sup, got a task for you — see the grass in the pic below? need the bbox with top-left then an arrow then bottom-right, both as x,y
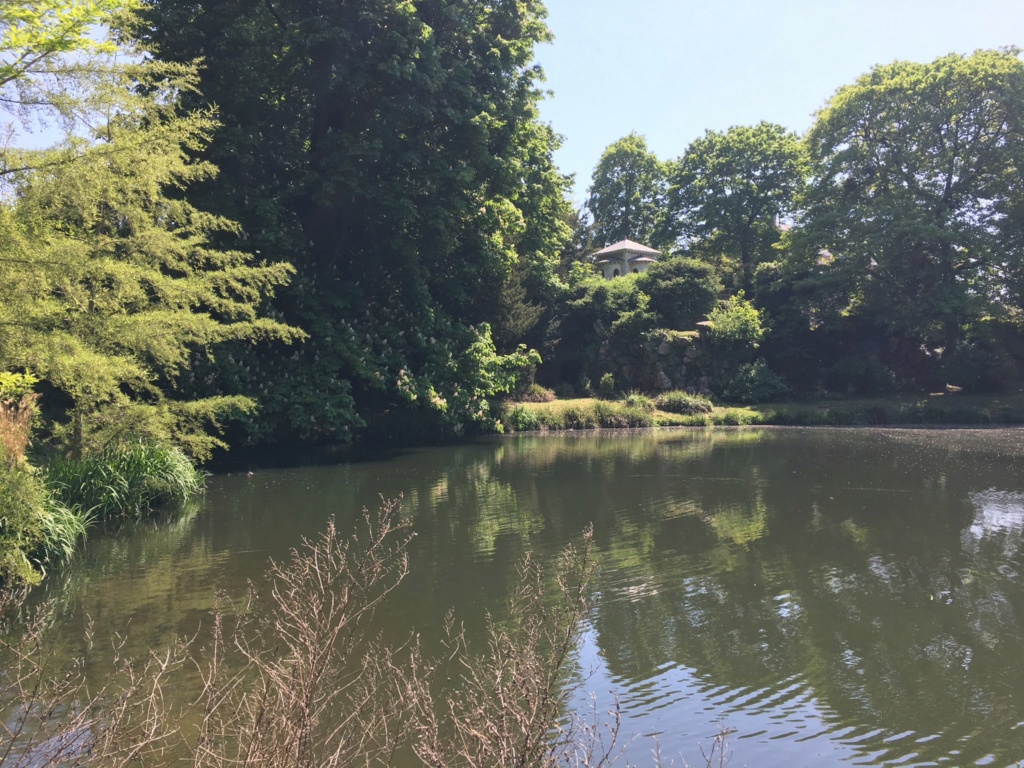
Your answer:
45,442 -> 204,523
501,390 -> 1024,433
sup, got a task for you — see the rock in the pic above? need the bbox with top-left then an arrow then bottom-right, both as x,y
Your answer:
656,370 -> 673,390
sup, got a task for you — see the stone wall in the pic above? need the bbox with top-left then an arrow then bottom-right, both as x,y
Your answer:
599,329 -> 708,392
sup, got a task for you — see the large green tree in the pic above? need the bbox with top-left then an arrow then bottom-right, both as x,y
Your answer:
0,3 -> 300,458
135,0 -> 568,443
667,122 -> 805,294
789,49 -> 1024,354
586,132 -> 669,248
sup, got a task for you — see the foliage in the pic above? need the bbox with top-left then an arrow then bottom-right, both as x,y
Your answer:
551,274 -> 648,385
0,372 -> 38,400
701,294 -> 766,372
828,358 -> 897,396
704,294 -> 765,347
655,390 -> 714,415
45,442 -> 204,522
0,0 -> 135,133
622,391 -> 656,412
136,0 -> 569,444
636,256 -> 722,330
505,405 -> 541,432
940,338 -> 1019,393
518,384 -> 557,403
0,12 -> 301,460
0,372 -> 85,586
598,373 -> 617,399
493,265 -> 545,352
791,49 -> 1024,355
586,133 -> 670,248
0,460 -> 48,585
719,359 -> 789,404
667,123 -> 805,293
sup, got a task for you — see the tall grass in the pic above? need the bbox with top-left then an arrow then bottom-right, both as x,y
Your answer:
46,442 -> 204,523
655,390 -> 714,415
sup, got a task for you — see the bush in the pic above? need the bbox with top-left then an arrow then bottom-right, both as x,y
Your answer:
828,357 -> 896,396
717,408 -> 760,426
941,342 -> 1018,393
636,257 -> 721,330
46,442 -> 204,522
517,384 -> 556,403
720,359 -> 789,403
655,390 -> 714,415
553,383 -> 576,400
622,391 -> 656,412
597,373 -> 616,399
505,406 -> 540,432
0,460 -> 47,585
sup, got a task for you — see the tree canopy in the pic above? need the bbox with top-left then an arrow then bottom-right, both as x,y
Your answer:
667,122 -> 805,293
586,133 -> 669,248
791,49 -> 1024,353
137,0 -> 567,442
0,1 -> 300,458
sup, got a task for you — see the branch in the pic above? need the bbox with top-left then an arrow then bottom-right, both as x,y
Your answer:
262,0 -> 288,32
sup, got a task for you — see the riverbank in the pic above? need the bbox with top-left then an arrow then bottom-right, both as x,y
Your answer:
500,391 -> 1024,431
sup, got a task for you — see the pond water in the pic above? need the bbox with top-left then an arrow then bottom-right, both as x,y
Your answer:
16,427 -> 1024,766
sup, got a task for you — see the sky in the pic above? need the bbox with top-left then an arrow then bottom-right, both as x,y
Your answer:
535,0 -> 1024,201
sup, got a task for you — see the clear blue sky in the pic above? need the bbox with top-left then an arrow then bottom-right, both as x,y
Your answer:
535,0 -> 1024,201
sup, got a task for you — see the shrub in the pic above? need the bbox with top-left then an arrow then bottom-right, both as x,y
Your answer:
828,357 -> 896,396
0,460 -> 47,585
718,408 -> 760,426
518,383 -> 556,403
655,390 -> 714,415
505,406 -> 540,432
46,442 -> 204,522
621,406 -> 655,427
561,405 -> 597,430
597,372 -> 616,399
720,359 -> 789,403
622,391 -> 656,412
941,342 -> 1018,393
553,383 -> 576,400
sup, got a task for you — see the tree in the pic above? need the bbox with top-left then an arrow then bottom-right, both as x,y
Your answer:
136,0 -> 568,442
635,256 -> 721,330
790,49 -> 1024,354
586,132 -> 669,248
0,15 -> 300,459
1,0 -> 142,177
667,122 -> 805,294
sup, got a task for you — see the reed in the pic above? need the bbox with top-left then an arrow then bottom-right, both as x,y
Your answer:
46,442 -> 204,522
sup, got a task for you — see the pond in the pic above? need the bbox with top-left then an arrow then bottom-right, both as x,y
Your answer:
15,427 -> 1024,766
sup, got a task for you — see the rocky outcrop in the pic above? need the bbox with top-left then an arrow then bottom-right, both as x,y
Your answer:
599,329 -> 706,391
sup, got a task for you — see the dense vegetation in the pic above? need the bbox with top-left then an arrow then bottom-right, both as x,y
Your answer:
3,1 -> 1024,584
557,48 -> 1024,402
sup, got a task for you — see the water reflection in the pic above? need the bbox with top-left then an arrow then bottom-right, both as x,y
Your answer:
7,427 -> 1024,767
